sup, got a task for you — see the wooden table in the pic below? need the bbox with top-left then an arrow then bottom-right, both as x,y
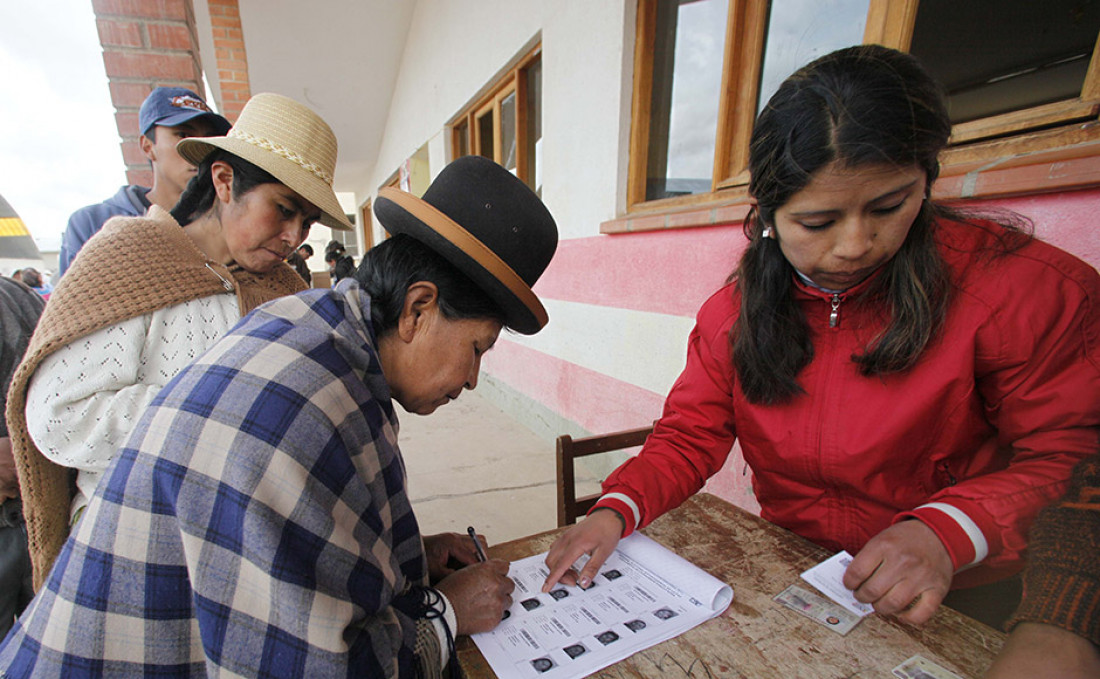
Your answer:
457,492 -> 1005,678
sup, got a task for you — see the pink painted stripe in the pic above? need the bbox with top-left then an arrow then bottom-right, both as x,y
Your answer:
533,224 -> 751,318
485,338 -> 762,514
980,189 -> 1100,268
531,191 -> 1100,320
484,337 -> 665,435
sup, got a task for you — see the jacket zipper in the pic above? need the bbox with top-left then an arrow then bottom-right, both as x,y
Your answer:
937,461 -> 958,486
829,293 -> 841,328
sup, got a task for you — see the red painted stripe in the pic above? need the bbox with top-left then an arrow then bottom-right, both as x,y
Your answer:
484,338 -> 665,434
533,224 -> 750,318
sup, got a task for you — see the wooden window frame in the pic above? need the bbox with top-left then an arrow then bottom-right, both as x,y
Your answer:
613,0 -> 1100,232
450,46 -> 540,188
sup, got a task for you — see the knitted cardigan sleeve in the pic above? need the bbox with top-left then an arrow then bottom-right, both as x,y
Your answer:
1007,453 -> 1100,645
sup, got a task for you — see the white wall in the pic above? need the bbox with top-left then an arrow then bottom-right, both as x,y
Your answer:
540,1 -> 634,239
363,0 -> 631,241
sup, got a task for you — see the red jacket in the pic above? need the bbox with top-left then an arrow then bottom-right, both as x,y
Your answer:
597,219 -> 1100,588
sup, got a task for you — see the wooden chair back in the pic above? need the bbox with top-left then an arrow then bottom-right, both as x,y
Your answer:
556,424 -> 654,527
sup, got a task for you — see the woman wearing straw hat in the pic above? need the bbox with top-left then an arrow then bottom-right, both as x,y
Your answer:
10,92 -> 353,592
0,155 -> 558,678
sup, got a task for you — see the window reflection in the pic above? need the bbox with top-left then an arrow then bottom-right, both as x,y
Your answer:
502,91 -> 517,172
756,0 -> 869,115
525,60 -> 542,195
645,0 -> 728,201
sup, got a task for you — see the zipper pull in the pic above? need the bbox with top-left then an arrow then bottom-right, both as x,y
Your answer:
829,294 -> 841,328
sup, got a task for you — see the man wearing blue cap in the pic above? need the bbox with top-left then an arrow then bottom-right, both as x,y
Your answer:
56,87 -> 230,278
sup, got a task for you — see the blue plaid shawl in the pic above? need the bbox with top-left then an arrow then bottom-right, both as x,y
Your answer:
0,280 -> 443,678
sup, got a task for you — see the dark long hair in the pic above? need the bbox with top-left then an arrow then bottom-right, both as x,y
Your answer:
733,45 -> 1021,404
170,149 -> 280,226
355,234 -> 506,336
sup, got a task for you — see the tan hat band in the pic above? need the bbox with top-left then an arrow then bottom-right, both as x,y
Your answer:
229,129 -> 334,185
379,187 -> 546,326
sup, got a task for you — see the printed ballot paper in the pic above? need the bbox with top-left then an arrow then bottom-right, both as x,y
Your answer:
471,534 -> 733,679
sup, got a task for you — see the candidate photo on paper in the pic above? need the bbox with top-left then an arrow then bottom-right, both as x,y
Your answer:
521,598 -> 542,611
531,657 -> 556,673
563,643 -> 588,659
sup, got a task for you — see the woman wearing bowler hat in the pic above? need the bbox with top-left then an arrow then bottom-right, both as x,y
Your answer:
0,155 -> 558,678
10,93 -> 356,593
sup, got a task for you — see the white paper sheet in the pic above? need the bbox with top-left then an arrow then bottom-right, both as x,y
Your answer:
799,550 -> 874,617
471,534 -> 733,679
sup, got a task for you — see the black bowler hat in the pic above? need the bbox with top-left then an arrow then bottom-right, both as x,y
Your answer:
374,156 -> 559,334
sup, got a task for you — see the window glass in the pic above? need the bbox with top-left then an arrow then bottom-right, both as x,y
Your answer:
477,110 -> 495,161
756,0 -> 870,114
645,0 -> 728,201
525,60 -> 542,194
910,0 -> 1099,123
501,91 -> 517,172
455,120 -> 469,158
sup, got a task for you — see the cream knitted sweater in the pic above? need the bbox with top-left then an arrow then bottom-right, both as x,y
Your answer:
9,206 -> 307,588
26,294 -> 240,517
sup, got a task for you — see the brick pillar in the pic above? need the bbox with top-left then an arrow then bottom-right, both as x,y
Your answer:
94,0 -> 207,187
208,0 -> 251,121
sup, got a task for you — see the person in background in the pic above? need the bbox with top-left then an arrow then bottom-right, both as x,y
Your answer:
13,270 -> 49,300
56,87 -> 231,278
0,155 -> 558,678
287,242 -> 314,284
983,452 -> 1100,678
326,239 -> 356,283
542,45 -> 1099,631
0,278 -> 45,639
8,93 -> 351,591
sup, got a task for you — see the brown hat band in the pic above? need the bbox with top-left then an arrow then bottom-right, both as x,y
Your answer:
378,187 -> 547,328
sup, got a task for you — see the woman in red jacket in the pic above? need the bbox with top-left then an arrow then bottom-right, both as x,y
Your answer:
543,45 -> 1100,629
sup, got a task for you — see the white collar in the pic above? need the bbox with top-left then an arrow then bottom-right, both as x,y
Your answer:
793,268 -> 847,295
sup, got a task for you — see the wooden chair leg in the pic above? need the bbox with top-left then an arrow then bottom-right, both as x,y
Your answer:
556,435 -> 576,527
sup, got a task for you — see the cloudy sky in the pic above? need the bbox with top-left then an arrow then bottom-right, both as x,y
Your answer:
0,0 -> 124,253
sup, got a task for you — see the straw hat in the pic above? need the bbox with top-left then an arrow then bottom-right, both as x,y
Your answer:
177,93 -> 353,231
374,156 -> 558,334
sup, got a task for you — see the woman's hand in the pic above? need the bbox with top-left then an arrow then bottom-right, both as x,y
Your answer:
435,560 -> 515,635
984,622 -> 1100,679
541,509 -> 625,592
842,520 -> 953,625
424,532 -> 486,583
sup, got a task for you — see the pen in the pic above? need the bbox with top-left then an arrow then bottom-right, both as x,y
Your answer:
467,526 -> 488,562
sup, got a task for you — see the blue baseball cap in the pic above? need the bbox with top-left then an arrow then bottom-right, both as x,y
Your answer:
138,87 -> 231,137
